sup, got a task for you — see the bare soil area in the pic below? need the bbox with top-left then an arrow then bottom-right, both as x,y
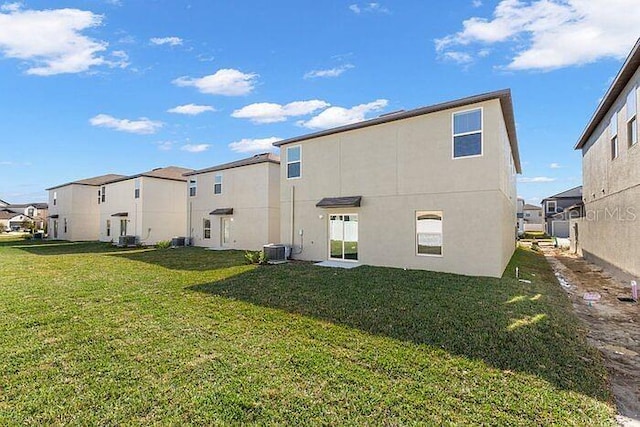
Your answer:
542,246 -> 640,426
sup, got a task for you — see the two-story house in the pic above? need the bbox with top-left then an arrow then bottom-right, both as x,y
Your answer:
573,38 -> 640,277
273,89 -> 521,278
184,153 -> 280,250
541,186 -> 582,237
5,203 -> 49,230
46,174 -> 125,240
98,166 -> 193,245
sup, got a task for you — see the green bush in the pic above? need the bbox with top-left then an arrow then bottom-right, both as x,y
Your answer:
155,240 -> 171,249
244,250 -> 269,265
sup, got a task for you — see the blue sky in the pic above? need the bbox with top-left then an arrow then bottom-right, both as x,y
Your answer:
1,1 -> 639,204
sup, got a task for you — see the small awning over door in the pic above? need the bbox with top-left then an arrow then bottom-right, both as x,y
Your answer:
111,212 -> 128,217
210,208 -> 233,215
48,214 -> 59,218
316,196 -> 362,208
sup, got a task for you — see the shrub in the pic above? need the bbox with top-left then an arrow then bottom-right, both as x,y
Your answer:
155,240 -> 171,249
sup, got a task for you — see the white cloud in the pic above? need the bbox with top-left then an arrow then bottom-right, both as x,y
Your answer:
549,162 -> 561,169
518,176 -> 557,183
442,51 -> 473,64
173,68 -> 258,96
167,104 -> 216,115
156,141 -> 174,151
349,3 -> 389,14
89,114 -> 162,134
304,64 -> 354,79
435,0 -> 640,70
150,36 -> 183,46
299,99 -> 388,130
0,6 -> 124,76
472,0 -> 482,7
228,137 -> 282,153
180,144 -> 210,153
232,100 -> 330,124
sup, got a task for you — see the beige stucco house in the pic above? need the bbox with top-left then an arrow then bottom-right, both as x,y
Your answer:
273,89 -> 521,277
98,166 -> 192,245
573,38 -> 640,277
184,153 -> 280,250
46,174 -> 125,240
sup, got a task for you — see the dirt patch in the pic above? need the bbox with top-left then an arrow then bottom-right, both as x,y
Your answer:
542,247 -> 640,426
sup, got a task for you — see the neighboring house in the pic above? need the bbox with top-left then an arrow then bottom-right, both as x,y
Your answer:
0,198 -> 8,207
573,38 -> 640,277
516,198 -> 525,233
273,89 -> 521,278
46,174 -> 125,240
5,203 -> 49,230
523,203 -> 544,232
541,186 -> 583,237
98,166 -> 193,245
0,209 -> 32,232
184,153 -> 280,250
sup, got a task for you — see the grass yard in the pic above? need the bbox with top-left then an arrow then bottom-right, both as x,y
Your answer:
0,238 -> 615,425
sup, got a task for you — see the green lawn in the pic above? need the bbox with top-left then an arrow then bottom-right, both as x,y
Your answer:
0,238 -> 615,425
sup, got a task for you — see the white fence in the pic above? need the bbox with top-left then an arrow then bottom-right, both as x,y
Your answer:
523,223 -> 544,232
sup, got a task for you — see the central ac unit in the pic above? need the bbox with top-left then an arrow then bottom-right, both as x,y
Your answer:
263,244 -> 290,264
171,236 -> 186,247
118,235 -> 137,247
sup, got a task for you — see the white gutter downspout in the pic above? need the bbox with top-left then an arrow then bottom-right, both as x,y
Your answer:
290,185 -> 295,247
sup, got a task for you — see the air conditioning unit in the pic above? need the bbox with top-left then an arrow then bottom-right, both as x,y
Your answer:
118,235 -> 137,247
263,244 -> 291,264
171,236 -> 186,248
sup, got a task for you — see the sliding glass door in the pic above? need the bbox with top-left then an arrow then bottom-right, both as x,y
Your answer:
329,214 -> 358,261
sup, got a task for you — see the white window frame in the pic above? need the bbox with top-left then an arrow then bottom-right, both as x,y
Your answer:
63,218 -> 68,233
415,211 -> 443,257
53,191 -> 57,206
214,173 -> 222,195
452,107 -> 483,160
546,200 -> 557,214
189,178 -> 197,197
134,179 -> 140,199
106,219 -> 111,237
627,87 -> 637,147
203,218 -> 211,239
611,111 -> 619,160
286,145 -> 302,179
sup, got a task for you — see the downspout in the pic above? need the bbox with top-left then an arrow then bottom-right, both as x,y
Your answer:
188,201 -> 192,244
290,185 -> 295,247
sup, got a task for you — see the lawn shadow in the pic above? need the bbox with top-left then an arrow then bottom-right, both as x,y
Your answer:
187,252 -> 611,403
8,240 -> 139,255
108,247 -> 247,271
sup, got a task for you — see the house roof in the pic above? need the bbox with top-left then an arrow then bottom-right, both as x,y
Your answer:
108,166 -> 194,184
273,89 -> 521,173
523,204 -> 542,210
542,185 -> 583,202
46,174 -> 126,190
575,38 -> 640,149
185,153 -> 280,176
0,210 -> 31,220
7,202 -> 48,209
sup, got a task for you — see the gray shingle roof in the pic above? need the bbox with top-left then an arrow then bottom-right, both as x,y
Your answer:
542,185 -> 583,201
185,153 -> 280,176
108,166 -> 194,183
46,174 -> 126,190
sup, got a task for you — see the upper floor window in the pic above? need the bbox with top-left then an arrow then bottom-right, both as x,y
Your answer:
53,191 -> 57,206
627,87 -> 637,147
214,174 -> 222,194
453,108 -> 482,158
189,179 -> 197,197
97,189 -> 101,204
610,111 -> 619,160
546,200 -> 557,214
27,208 -> 34,217
134,179 -> 140,199
287,145 -> 301,179
101,186 -> 106,203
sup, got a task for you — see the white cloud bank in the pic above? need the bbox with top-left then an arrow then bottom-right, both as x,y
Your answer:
518,176 -> 556,183
167,104 -> 215,115
228,137 -> 282,153
349,3 -> 390,14
304,64 -> 354,79
232,100 -> 329,124
299,99 -> 388,130
0,5 -> 126,75
150,36 -> 183,46
89,114 -> 162,134
173,68 -> 258,96
435,0 -> 640,70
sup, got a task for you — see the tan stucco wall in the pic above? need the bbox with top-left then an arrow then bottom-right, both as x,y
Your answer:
187,162 -> 280,250
48,185 -> 101,241
99,177 -> 187,245
279,98 -> 518,277
580,66 -> 640,277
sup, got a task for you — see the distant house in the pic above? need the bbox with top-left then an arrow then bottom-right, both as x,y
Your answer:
184,153 -> 280,250
523,204 -> 543,232
5,203 -> 48,230
46,174 -> 125,240
573,37 -> 640,277
273,89 -> 521,278
98,166 -> 193,245
0,209 -> 30,232
541,186 -> 582,237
